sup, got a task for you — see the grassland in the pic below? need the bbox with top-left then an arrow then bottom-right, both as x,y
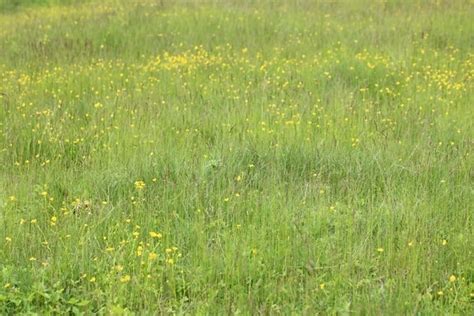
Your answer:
0,0 -> 473,314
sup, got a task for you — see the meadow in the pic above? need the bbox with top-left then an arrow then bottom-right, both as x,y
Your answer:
0,0 -> 473,314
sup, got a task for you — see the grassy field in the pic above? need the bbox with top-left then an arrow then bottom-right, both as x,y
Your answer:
0,0 -> 473,314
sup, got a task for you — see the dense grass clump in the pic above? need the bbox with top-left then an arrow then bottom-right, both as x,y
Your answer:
0,0 -> 473,314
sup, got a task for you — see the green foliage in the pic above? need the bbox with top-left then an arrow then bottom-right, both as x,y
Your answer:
0,0 -> 84,12
0,0 -> 473,314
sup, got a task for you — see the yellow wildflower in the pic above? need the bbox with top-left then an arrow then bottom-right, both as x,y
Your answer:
149,231 -> 162,238
136,246 -> 143,257
148,252 -> 158,261
134,180 -> 145,190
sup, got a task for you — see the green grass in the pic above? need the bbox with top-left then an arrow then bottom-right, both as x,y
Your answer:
0,0 -> 84,12
1,0 -> 473,314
